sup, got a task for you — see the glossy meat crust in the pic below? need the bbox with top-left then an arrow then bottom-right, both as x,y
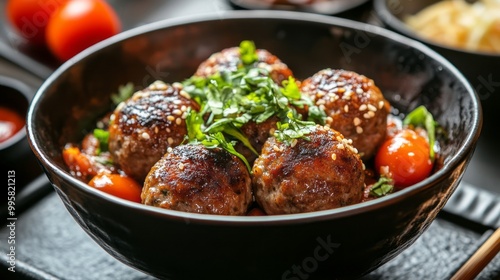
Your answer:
252,125 -> 365,215
108,81 -> 199,182
142,144 -> 252,215
195,47 -> 293,85
301,69 -> 390,160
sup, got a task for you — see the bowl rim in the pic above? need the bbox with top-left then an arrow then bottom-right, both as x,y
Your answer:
373,0 -> 500,57
0,75 -> 31,151
27,10 -> 482,225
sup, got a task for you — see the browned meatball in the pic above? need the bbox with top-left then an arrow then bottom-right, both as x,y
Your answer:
108,81 -> 199,182
195,47 -> 293,85
142,144 -> 252,215
235,116 -> 279,165
301,69 -> 390,160
252,125 -> 365,215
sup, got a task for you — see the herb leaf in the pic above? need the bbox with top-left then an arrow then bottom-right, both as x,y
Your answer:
93,128 -> 110,154
111,82 -> 135,105
370,176 -> 394,197
403,105 -> 437,161
239,40 -> 258,65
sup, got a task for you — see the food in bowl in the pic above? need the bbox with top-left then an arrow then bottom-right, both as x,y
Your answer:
61,40 -> 440,215
403,0 -> 500,53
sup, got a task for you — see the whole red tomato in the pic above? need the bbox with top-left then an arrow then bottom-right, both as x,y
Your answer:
6,0 -> 66,45
375,128 -> 434,189
46,0 -> 121,61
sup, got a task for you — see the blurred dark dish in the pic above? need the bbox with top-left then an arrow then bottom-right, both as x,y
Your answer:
27,10 -> 481,280
0,75 -> 31,163
373,0 -> 500,133
230,0 -> 369,14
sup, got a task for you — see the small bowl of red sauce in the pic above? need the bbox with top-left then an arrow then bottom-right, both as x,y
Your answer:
0,76 -> 31,162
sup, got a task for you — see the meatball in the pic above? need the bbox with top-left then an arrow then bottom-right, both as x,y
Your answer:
301,69 -> 390,160
235,116 -> 279,165
252,125 -> 365,215
142,144 -> 252,215
108,81 -> 199,182
195,46 -> 293,85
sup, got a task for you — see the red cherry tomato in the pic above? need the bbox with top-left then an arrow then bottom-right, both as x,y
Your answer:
88,173 -> 142,203
46,0 -> 121,61
375,128 -> 434,189
6,0 -> 66,45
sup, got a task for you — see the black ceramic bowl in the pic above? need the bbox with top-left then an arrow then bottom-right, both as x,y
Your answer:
27,10 -> 481,280
373,0 -> 500,133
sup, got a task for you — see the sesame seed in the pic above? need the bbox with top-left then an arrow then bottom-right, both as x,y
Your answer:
338,88 -> 345,93
344,105 -> 349,112
166,128 -> 171,133
362,163 -> 366,170
367,104 -> 377,112
337,143 -> 345,149
167,115 -> 175,121
172,82 -> 184,90
356,126 -> 363,134
367,111 -> 375,118
141,132 -> 150,140
173,100 -> 182,105
356,88 -> 363,94
317,99 -> 326,105
363,112 -> 371,119
175,118 -> 182,125
359,104 -> 367,111
154,127 -> 159,134
167,147 -> 173,153
378,100 -> 385,109
331,153 -> 337,160
173,109 -> 182,116
178,163 -> 185,171
180,90 -> 191,99
167,137 -> 174,145
353,117 -> 361,126
181,105 -> 187,111
326,116 -> 334,124
291,139 -> 298,148
273,145 -> 281,152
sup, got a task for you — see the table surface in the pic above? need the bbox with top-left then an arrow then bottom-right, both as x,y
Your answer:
1,0 -> 500,279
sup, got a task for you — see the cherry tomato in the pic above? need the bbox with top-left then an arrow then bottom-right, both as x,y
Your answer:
88,173 -> 142,203
375,128 -> 434,189
6,0 -> 66,45
62,145 -> 95,180
0,107 -> 25,143
46,0 -> 121,61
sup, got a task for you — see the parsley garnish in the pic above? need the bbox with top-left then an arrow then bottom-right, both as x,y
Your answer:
403,105 -> 438,161
111,82 -> 135,105
239,40 -> 258,65
370,176 -> 394,197
93,128 -> 109,154
182,41 -> 328,171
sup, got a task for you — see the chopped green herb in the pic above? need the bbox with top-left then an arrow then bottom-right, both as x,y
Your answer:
181,40 -> 328,170
93,128 -> 110,154
111,82 -> 135,105
239,40 -> 258,65
370,176 -> 394,197
403,105 -> 437,161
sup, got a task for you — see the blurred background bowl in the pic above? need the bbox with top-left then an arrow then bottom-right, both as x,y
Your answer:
27,10 -> 481,280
